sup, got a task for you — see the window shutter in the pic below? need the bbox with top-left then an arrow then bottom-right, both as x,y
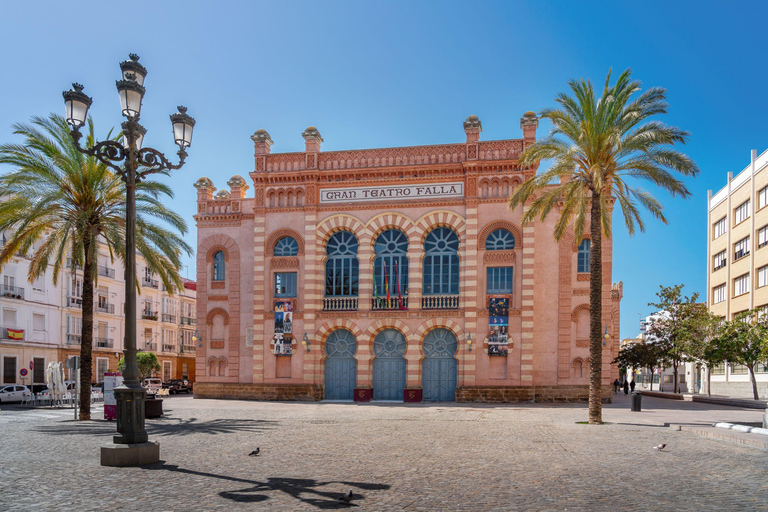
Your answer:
33,314 -> 45,331
3,309 -> 17,327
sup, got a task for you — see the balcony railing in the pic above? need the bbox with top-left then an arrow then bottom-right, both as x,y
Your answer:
162,314 -> 176,323
65,258 -> 82,270
323,297 -> 358,311
180,345 -> 196,354
94,337 -> 114,349
180,316 -> 195,325
0,284 -> 24,300
67,296 -> 83,308
142,312 -> 158,321
162,344 -> 176,353
371,296 -> 408,310
143,343 -> 157,352
142,276 -> 159,288
98,265 -> 115,279
421,294 -> 460,310
95,302 -> 115,314
66,334 -> 81,345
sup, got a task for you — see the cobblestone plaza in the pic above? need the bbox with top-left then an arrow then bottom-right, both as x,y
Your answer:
1,395 -> 766,511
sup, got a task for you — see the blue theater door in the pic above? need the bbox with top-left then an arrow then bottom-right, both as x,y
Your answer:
373,329 -> 406,400
422,328 -> 457,401
324,329 -> 357,400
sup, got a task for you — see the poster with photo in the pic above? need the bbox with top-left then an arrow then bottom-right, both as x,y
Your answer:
274,299 -> 294,356
488,297 -> 509,356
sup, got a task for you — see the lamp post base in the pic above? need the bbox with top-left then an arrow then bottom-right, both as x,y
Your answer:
100,441 -> 160,467
113,385 -> 148,444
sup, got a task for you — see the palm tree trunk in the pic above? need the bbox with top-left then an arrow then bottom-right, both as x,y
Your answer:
588,193 -> 603,424
79,236 -> 94,420
748,365 -> 759,400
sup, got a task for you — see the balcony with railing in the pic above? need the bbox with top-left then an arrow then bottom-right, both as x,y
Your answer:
323,297 -> 358,311
97,265 -> 116,279
65,258 -> 82,270
162,343 -> 176,353
94,337 -> 114,349
371,296 -> 408,311
180,345 -> 196,354
0,284 -> 25,300
142,310 -> 158,321
95,301 -> 115,314
421,294 -> 460,310
142,276 -> 159,288
143,342 -> 157,352
179,316 -> 195,326
66,334 -> 81,345
161,313 -> 176,323
67,296 -> 83,308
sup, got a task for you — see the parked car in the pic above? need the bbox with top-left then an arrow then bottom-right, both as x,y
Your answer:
163,379 -> 193,394
142,378 -> 162,394
0,385 -> 32,403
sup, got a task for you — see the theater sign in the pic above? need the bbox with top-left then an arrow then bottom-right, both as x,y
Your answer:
320,182 -> 464,204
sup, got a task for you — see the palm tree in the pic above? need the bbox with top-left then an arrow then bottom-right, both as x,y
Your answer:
509,69 -> 699,424
0,114 -> 191,420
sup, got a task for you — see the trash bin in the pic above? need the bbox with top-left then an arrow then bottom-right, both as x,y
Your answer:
145,395 -> 163,418
631,392 -> 642,412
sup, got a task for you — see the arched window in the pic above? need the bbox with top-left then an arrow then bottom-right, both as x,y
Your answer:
212,251 -> 225,281
577,239 -> 590,273
325,231 -> 359,297
274,236 -> 299,256
423,227 -> 459,295
374,230 -> 408,308
485,229 -> 515,250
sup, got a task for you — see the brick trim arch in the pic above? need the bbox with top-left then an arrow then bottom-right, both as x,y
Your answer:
414,318 -> 466,342
366,212 -> 417,247
316,214 -> 368,246
206,307 -> 230,325
315,319 -> 364,344
414,210 -> 466,244
477,220 -> 523,250
206,246 -> 229,262
571,304 -> 590,322
265,228 -> 305,256
573,234 -> 591,252
364,319 -> 414,348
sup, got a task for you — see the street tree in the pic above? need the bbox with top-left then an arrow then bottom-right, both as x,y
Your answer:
118,352 -> 161,381
713,309 -> 768,400
0,114 -> 191,420
678,307 -> 723,396
613,342 -> 664,391
510,69 -> 699,423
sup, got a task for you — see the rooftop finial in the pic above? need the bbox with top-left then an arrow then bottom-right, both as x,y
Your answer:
129,53 -> 140,62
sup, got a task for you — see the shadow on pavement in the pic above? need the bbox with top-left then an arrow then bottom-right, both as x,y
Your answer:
145,463 -> 390,509
31,417 -> 278,437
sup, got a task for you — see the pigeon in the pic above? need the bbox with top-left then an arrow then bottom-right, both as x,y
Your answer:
339,490 -> 354,504
653,444 -> 667,451
248,448 -> 260,456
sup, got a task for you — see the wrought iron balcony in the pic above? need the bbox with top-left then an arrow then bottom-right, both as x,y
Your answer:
143,342 -> 157,351
67,296 -> 83,308
0,284 -> 24,300
421,294 -> 460,310
94,337 -> 114,348
97,265 -> 115,278
179,345 -> 196,354
95,301 -> 115,314
371,296 -> 408,310
179,316 -> 195,325
323,297 -> 358,311
66,334 -> 81,345
162,343 -> 175,353
141,276 -> 159,288
142,311 -> 158,321
161,313 -> 176,323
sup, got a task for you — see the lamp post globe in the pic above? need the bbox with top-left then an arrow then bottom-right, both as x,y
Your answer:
62,83 -> 92,128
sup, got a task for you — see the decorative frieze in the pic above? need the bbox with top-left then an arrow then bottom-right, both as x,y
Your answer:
271,257 -> 300,269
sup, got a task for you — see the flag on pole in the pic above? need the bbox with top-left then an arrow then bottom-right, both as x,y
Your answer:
373,264 -> 380,308
395,260 -> 406,310
7,328 -> 23,340
384,262 -> 390,308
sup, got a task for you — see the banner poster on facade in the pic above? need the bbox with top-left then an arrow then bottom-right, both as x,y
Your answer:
103,372 -> 123,421
487,297 -> 509,356
273,299 -> 294,356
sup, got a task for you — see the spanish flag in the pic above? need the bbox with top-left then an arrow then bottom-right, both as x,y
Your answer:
7,328 -> 24,340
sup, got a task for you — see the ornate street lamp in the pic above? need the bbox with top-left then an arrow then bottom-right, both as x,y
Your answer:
63,54 -> 194,465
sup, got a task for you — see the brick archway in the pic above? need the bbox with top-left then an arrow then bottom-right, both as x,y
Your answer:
477,220 -> 523,250
571,304 -> 590,322
265,228 -> 305,256
316,214 -> 368,246
414,210 -> 466,244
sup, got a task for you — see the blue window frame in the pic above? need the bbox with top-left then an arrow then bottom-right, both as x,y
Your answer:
274,236 -> 299,256
577,239 -> 590,273
423,227 -> 459,295
485,229 -> 515,250
275,272 -> 297,297
325,231 -> 359,297
374,229 -> 409,296
486,267 -> 513,294
212,251 -> 225,281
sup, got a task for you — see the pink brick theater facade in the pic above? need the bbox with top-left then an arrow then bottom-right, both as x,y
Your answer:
193,113 -> 622,402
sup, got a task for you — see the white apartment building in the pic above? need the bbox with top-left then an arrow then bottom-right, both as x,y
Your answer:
0,240 -> 197,388
706,148 -> 768,398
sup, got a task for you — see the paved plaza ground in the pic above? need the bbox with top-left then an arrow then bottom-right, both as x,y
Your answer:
1,393 -> 767,511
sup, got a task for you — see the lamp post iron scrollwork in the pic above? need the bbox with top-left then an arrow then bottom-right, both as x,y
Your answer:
63,54 -> 194,452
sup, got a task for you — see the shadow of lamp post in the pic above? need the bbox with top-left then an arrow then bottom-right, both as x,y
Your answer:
62,54 -> 195,466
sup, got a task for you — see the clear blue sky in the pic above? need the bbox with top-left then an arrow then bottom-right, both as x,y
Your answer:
1,1 -> 767,339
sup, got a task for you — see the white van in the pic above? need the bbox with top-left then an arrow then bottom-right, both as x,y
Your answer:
142,378 -> 162,394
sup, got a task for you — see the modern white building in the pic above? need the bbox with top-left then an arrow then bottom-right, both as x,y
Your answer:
0,239 -> 197,388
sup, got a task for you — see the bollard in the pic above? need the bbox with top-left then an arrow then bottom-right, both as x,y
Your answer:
631,392 -> 642,412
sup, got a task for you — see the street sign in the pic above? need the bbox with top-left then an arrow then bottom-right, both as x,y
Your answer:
29,360 -> 33,370
20,368 -> 28,377
66,356 -> 80,370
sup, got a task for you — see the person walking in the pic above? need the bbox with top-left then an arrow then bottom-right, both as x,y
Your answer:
613,379 -> 620,394
630,380 -> 636,392
623,380 -> 629,395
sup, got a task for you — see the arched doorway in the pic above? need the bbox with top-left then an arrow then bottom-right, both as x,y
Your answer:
422,328 -> 457,401
324,329 -> 357,400
372,329 -> 406,400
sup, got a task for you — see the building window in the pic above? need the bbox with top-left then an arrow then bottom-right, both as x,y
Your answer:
275,272 -> 297,297
713,250 -> 726,271
33,357 -> 45,384
577,239 -> 591,273
714,217 -> 726,239
274,236 -> 299,256
734,200 -> 750,225
758,226 -> 768,249
212,251 -> 225,281
374,229 -> 409,299
182,363 -> 189,379
32,313 -> 46,332
713,284 -> 726,304
710,363 -> 725,375
758,266 -> 768,288
325,231 -> 359,297
487,267 -> 513,294
3,356 -> 16,384
734,274 -> 750,296
733,236 -> 750,260
760,186 -> 768,209
96,358 -> 109,383
423,227 -> 460,295
730,363 -> 749,375
163,361 -> 172,382
485,229 -> 515,251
